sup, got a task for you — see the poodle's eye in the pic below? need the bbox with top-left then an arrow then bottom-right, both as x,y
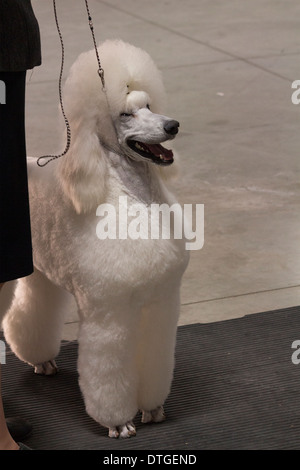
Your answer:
120,112 -> 132,117
147,104 -> 150,110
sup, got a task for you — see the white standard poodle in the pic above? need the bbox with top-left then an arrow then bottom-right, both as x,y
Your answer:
1,40 -> 190,438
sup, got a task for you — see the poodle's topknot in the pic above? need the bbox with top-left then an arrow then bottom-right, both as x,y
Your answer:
63,40 -> 166,124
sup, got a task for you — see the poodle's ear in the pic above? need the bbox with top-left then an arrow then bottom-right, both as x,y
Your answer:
57,122 -> 108,214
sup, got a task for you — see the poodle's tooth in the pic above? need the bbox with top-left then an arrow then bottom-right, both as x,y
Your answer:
135,142 -> 152,153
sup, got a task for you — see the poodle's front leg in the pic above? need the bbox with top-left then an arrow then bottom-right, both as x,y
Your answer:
77,304 -> 139,438
138,284 -> 181,423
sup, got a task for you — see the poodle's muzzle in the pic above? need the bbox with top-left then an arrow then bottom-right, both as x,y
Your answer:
117,108 -> 180,166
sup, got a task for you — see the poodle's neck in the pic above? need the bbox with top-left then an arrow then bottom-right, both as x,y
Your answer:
107,152 -> 163,205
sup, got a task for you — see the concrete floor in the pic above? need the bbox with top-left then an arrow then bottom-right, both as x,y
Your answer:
26,0 -> 300,339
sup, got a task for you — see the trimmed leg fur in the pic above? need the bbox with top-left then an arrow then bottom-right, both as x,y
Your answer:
2,269 -> 67,368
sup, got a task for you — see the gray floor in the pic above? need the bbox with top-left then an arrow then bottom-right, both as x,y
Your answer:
26,0 -> 300,339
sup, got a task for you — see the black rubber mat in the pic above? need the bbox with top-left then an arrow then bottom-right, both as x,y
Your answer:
2,305 -> 300,450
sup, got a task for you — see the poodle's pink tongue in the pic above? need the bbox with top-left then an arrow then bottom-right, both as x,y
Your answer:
146,143 -> 174,160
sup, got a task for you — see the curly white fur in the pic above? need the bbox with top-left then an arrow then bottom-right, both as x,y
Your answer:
1,40 -> 189,438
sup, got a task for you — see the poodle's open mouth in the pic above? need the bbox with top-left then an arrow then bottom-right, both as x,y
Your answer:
127,140 -> 174,166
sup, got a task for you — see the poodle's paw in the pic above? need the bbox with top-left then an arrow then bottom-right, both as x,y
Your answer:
141,406 -> 166,424
34,360 -> 58,376
108,421 -> 136,439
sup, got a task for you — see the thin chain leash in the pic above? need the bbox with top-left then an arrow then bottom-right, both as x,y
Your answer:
37,0 -> 106,167
84,0 -> 106,90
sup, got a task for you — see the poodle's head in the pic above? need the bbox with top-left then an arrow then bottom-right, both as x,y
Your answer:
58,40 -> 179,213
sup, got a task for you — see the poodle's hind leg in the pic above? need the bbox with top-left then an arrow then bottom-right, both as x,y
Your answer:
2,269 -> 68,374
137,284 -> 181,424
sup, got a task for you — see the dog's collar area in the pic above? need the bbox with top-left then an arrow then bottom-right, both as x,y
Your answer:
127,140 -> 174,166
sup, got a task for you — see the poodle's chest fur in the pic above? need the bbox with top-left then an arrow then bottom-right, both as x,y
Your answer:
28,158 -> 189,297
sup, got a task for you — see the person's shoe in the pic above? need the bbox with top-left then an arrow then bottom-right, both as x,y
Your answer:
18,442 -> 32,450
6,417 -> 32,441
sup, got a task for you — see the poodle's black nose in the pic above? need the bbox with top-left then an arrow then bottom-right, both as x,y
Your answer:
164,120 -> 180,135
